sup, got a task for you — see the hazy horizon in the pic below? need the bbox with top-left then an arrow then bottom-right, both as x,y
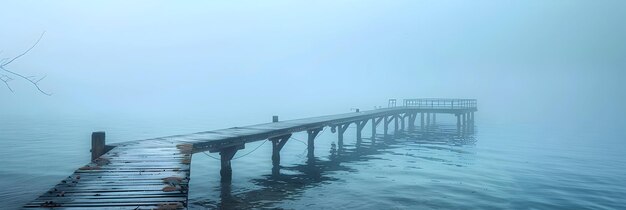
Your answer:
2,1 -> 625,134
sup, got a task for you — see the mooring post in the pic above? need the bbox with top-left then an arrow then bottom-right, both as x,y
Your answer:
270,134 -> 292,167
91,131 -> 106,161
219,145 -> 243,183
420,112 -> 425,130
307,129 -> 322,159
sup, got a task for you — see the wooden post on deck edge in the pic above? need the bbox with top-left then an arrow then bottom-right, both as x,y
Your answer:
91,131 -> 106,161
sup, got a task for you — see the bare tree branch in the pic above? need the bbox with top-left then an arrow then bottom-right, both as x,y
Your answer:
1,66 -> 51,95
0,31 -> 51,95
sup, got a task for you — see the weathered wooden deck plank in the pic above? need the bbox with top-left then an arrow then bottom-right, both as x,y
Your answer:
24,140 -> 191,209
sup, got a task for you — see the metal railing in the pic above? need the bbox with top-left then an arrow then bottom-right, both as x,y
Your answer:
402,98 -> 477,109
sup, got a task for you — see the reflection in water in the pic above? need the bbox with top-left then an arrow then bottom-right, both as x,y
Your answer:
196,125 -> 476,209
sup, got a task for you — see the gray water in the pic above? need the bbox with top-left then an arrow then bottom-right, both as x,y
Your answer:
1,113 -> 625,209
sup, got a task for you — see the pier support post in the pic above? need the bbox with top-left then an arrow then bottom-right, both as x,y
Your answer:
337,124 -> 349,150
270,134 -> 292,167
372,117 -> 382,139
393,115 -> 399,135
462,113 -> 467,134
220,144 -> 244,183
384,115 -> 392,137
408,113 -> 416,131
371,118 -> 377,139
467,113 -> 472,132
420,113 -> 425,130
307,128 -> 322,159
408,113 -> 415,131
426,113 -> 431,128
91,132 -> 106,161
433,113 -> 436,124
456,114 -> 461,134
470,112 -> 474,133
400,114 -> 406,131
356,120 -> 367,144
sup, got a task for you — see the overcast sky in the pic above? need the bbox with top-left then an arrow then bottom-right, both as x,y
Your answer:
1,1 -> 625,133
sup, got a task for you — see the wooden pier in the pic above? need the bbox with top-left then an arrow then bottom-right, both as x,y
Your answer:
24,98 -> 477,209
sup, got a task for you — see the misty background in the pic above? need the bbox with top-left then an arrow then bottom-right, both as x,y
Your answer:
2,1 -> 626,209
1,1 -> 625,138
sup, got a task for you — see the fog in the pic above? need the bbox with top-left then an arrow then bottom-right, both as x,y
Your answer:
2,1 -> 625,134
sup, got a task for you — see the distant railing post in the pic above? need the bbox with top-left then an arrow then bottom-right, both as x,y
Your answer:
91,131 -> 106,161
388,99 -> 397,108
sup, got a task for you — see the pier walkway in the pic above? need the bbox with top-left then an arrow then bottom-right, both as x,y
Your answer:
24,98 -> 476,209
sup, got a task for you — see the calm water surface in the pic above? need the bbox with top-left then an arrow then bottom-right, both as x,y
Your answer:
1,114 -> 625,209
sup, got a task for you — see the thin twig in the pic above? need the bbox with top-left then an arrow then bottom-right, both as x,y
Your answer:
1,74 -> 14,92
0,31 -> 51,95
1,31 -> 45,67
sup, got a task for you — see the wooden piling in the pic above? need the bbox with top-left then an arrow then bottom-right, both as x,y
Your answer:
470,112 -> 475,132
393,115 -> 399,134
337,124 -> 349,149
421,112 -> 425,130
307,129 -> 321,159
384,116 -> 390,137
456,114 -> 461,133
270,134 -> 292,167
371,117 -> 377,138
408,113 -> 416,131
220,147 -> 238,183
461,113 -> 467,133
356,120 -> 367,144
